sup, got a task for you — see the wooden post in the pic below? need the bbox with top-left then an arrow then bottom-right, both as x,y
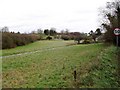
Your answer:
74,70 -> 77,81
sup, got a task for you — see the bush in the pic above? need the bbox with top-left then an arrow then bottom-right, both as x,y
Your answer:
2,33 -> 15,49
2,32 -> 41,49
83,40 -> 91,44
46,36 -> 52,40
61,35 -> 70,40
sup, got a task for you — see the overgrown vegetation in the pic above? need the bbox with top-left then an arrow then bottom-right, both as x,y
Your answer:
99,0 -> 120,46
75,45 -> 119,88
2,32 -> 40,49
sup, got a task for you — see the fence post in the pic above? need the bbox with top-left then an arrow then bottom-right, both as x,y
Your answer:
74,70 -> 77,81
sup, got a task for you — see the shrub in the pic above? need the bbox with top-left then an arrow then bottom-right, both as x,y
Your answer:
2,32 -> 41,49
83,40 -> 91,44
2,33 -> 15,49
46,36 -> 52,40
61,35 -> 70,40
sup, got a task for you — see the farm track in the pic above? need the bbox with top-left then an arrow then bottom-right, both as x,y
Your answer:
1,46 -> 69,58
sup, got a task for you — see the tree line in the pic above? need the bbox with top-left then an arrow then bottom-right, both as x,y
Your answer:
1,27 -> 40,49
99,0 -> 120,46
1,0 -> 120,49
1,26 -> 103,49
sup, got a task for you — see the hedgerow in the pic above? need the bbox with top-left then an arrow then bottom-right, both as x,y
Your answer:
2,32 -> 40,49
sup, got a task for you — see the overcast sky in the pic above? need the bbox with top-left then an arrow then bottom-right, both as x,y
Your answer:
0,0 -> 112,33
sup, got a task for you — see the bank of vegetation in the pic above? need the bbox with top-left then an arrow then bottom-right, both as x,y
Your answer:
2,32 -> 40,49
75,45 -> 119,88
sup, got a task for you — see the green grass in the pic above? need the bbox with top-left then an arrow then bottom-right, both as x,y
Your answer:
1,40 -> 75,56
78,45 -> 119,88
2,40 -> 107,88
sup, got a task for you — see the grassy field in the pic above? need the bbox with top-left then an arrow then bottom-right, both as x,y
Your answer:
2,40 -> 119,88
1,40 -> 75,56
